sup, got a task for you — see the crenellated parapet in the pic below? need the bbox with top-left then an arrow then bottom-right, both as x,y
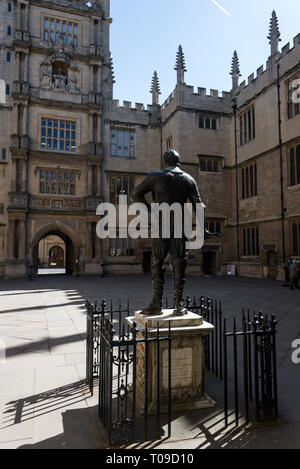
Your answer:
32,0 -> 107,15
107,99 -> 161,126
161,84 -> 232,116
111,98 -> 161,114
234,32 -> 300,108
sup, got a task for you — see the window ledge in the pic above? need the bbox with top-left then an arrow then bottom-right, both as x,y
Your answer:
40,149 -> 77,155
287,184 -> 300,192
239,139 -> 256,147
240,196 -> 258,201
240,257 -> 260,260
200,171 -> 221,174
37,194 -> 77,198
106,257 -> 138,264
110,155 -> 136,160
199,128 -> 218,131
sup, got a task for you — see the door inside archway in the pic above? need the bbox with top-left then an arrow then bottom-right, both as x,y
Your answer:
49,246 -> 64,268
267,251 -> 278,279
143,251 -> 152,273
34,230 -> 75,276
203,251 -> 217,276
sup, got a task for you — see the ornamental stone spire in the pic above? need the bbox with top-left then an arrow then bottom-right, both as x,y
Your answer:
174,45 -> 187,84
267,10 -> 281,56
150,71 -> 161,105
230,50 -> 241,90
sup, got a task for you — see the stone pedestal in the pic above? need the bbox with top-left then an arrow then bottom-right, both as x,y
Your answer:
126,310 -> 215,415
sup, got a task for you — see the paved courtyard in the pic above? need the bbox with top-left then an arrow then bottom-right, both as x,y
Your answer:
0,274 -> 299,449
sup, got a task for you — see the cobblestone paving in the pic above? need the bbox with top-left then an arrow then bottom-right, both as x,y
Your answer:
0,274 -> 299,449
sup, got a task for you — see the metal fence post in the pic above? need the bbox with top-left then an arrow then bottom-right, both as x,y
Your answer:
271,315 -> 278,420
223,318 -> 228,428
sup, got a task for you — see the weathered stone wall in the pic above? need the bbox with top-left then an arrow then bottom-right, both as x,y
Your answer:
0,3 -> 300,279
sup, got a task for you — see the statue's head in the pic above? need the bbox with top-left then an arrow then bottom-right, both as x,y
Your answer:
163,149 -> 181,168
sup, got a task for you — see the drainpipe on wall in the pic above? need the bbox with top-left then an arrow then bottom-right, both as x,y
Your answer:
277,63 -> 286,263
233,98 -> 240,267
25,153 -> 30,273
100,93 -> 105,276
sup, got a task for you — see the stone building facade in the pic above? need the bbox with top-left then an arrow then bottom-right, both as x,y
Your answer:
0,1 -> 299,280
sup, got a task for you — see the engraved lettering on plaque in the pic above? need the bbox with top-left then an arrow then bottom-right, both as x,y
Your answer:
162,347 -> 193,389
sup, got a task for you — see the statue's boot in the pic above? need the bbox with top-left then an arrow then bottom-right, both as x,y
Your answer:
173,258 -> 188,316
141,259 -> 164,316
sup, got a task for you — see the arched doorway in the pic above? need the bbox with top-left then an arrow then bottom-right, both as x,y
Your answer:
203,250 -> 217,276
31,225 -> 80,276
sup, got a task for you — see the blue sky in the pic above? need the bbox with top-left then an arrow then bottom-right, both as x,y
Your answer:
110,0 -> 300,105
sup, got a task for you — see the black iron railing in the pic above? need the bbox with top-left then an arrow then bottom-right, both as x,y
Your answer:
86,296 -> 278,444
86,299 -> 130,394
86,300 -> 172,445
174,295 -> 223,377
223,311 -> 278,427
166,296 -> 278,425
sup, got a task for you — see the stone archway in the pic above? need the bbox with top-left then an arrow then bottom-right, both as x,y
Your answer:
31,223 -> 81,276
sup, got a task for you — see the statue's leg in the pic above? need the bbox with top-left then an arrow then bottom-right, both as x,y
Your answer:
171,238 -> 188,316
141,239 -> 168,316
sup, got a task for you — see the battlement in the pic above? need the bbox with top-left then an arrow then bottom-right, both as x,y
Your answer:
279,33 -> 300,55
161,85 -> 231,112
184,85 -> 231,99
161,91 -> 175,110
236,32 -> 300,104
112,99 -> 155,113
37,0 -> 105,15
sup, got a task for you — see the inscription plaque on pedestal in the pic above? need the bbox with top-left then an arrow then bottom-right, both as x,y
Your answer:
162,347 -> 193,389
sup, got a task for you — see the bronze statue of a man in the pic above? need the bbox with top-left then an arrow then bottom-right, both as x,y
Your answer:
132,149 -> 203,317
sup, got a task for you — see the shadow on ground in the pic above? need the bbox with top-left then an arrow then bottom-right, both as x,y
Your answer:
2,380 -> 107,449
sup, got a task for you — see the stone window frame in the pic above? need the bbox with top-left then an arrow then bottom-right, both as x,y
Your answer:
288,144 -> 300,187
239,105 -> 255,146
291,220 -> 300,257
38,114 -> 80,154
287,74 -> 300,120
42,15 -> 79,47
109,234 -> 135,257
241,225 -> 260,257
198,115 -> 218,131
199,155 -> 221,173
38,167 -> 79,196
110,127 -> 135,158
165,136 -> 172,151
206,219 -> 223,234
108,172 -> 135,205
241,161 -> 258,200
